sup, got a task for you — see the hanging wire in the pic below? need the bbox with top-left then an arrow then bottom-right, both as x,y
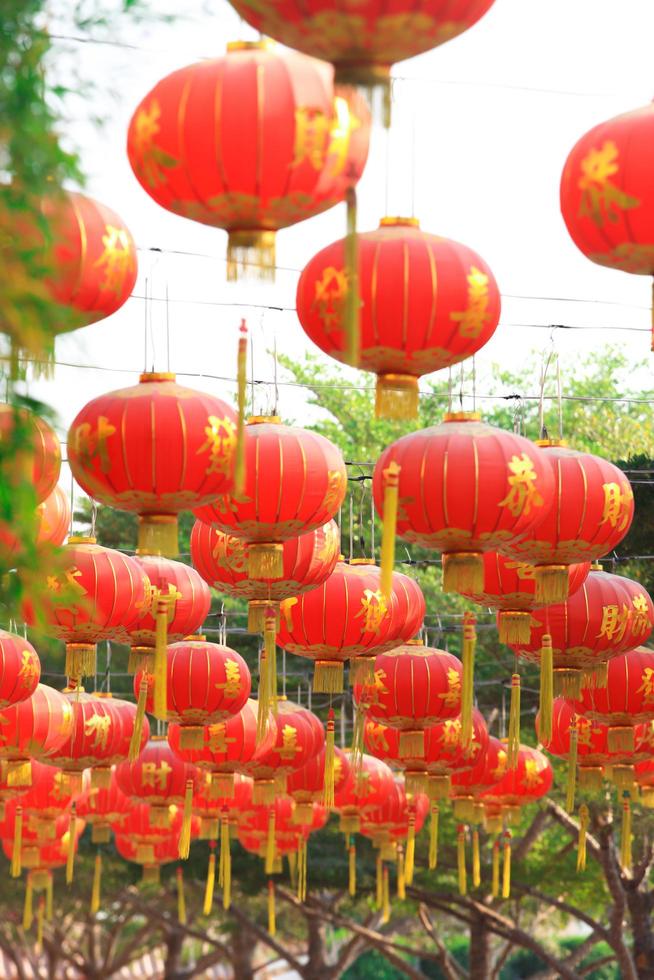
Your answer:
272,336 -> 280,416
143,276 -> 149,372
165,281 -> 171,373
349,492 -> 354,562
556,353 -> 564,440
370,485 -> 376,561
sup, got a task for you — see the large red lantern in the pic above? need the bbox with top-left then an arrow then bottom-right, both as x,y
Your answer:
482,746 -> 553,820
115,737 -> 201,827
194,417 -> 346,581
287,745 -> 351,821
0,405 -> 61,504
297,218 -> 501,418
508,569 -> 654,697
36,485 -> 70,547
190,518 -> 340,632
333,753 -> 395,833
0,803 -> 74,847
0,630 -> 40,708
67,374 -> 238,556
373,415 -> 555,595
450,735 -> 508,821
27,536 -> 151,680
75,768 -> 132,843
115,832 -> 181,872
572,647 -> 654,752
127,43 -> 369,280
12,762 -> 78,841
277,558 -> 425,692
240,702 -> 323,804
0,684 -> 73,786
112,802 -> 184,846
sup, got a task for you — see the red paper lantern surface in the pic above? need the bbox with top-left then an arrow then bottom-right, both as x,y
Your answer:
481,745 -> 553,813
0,405 -> 61,504
297,218 -> 501,418
286,745 -> 350,818
360,780 -> 429,844
0,684 -> 73,787
75,768 -> 131,842
67,374 -> 238,556
0,802 -> 73,845
507,570 -> 654,696
112,802 -> 184,843
560,104 -> 654,279
450,735 -> 508,820
0,630 -> 40,708
572,647 -> 654,752
115,832 -> 181,869
36,485 -> 70,547
0,761 -> 32,816
2,823 -> 84,870
135,638 -> 250,737
240,703 -> 323,801
460,552 -> 590,645
372,415 -> 555,595
127,42 -> 369,280
19,762 -> 77,820
115,737 -> 201,819
333,753 -> 395,832
635,759 -> 654,805
190,518 -> 340,631
276,558 -> 425,692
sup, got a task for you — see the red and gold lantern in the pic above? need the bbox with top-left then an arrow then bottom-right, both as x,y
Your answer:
0,630 -> 40,708
481,745 -> 553,828
333,753 -> 395,833
115,737 -> 201,826
450,735 -> 508,821
572,647 -> 654,752
36,485 -> 70,547
75,768 -> 132,843
0,684 -> 73,786
240,702 -> 323,804
287,745 -> 351,821
0,405 -> 61,504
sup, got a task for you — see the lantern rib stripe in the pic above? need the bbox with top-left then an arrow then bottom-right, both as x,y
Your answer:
371,240 -> 381,346
575,458 -> 587,543
212,70 -> 229,192
68,194 -> 88,303
424,235 -> 438,349
401,241 -> 409,349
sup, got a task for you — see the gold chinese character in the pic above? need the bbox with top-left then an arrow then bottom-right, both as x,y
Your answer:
280,597 -> 298,631
72,417 -> 116,474
197,416 -> 236,476
355,769 -> 372,798
364,721 -> 389,753
131,101 -> 179,188
94,225 -> 135,296
600,481 -> 633,533
637,668 -> 654,706
216,658 -> 243,700
278,724 -> 302,761
321,470 -> 346,513
293,107 -> 331,170
505,560 -> 536,581
325,96 -> 361,177
438,668 -> 461,708
206,723 -> 236,755
141,761 -> 172,789
521,758 -> 543,790
439,719 -> 462,748
631,594 -> 651,635
597,603 -> 630,643
83,714 -> 112,752
355,589 -> 388,634
498,454 -> 544,518
491,748 -> 507,782
313,266 -> 347,334
17,650 -> 39,691
578,141 -> 640,227
449,267 -> 490,338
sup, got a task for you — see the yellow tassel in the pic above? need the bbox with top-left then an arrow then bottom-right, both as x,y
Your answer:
323,708 -> 336,808
379,461 -> 400,600
534,564 -> 569,604
428,805 -> 439,870
498,610 -> 532,645
376,855 -> 383,908
203,846 -> 216,916
90,853 -> 102,915
65,642 -> 96,681
566,716 -> 578,813
11,806 -> 22,878
382,865 -> 390,924
461,613 -> 476,750
264,611 -> 278,714
577,804 -> 589,872
343,186 -> 359,367
502,831 -> 511,899
397,847 -> 406,899
153,593 -> 169,721
427,773 -> 451,801
234,320 -> 248,499
507,673 -> 521,770
313,659 -> 344,694
457,825 -> 467,896
142,865 -> 160,886
7,760 -> 31,787
608,726 -> 635,753
472,830 -> 481,889
348,841 -> 356,896
442,552 -> 484,594
222,821 -> 231,910
45,873 -> 53,921
177,867 -> 186,925
621,794 -> 632,873
351,707 -> 365,772
301,839 -> 308,901
405,812 -> 416,885
137,514 -> 179,557
492,839 -> 500,898
375,374 -> 420,420
296,842 -> 303,901
36,897 -> 44,953
129,675 -> 148,761
268,879 -> 276,935
178,779 -> 193,860
248,542 -> 284,580
539,634 -> 553,744
265,808 -> 276,875
399,729 -> 424,760
406,771 -> 429,797
23,875 -> 33,930
257,646 -> 271,744
66,806 -> 77,884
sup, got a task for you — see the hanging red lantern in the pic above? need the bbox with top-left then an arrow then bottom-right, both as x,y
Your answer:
481,745 -> 553,824
112,802 -> 184,848
572,647 -> 654,752
114,832 -> 182,872
0,405 -> 61,504
240,702 -> 323,804
115,737 -> 201,827
0,684 -> 73,787
0,630 -> 40,708
75,768 -> 132,843
190,518 -> 340,632
0,803 -> 75,847
334,753 -> 395,833
127,42 -> 369,279
17,762 -> 78,835
373,415 -> 555,596
507,569 -> 654,697
26,536 -> 151,680
450,735 -> 508,821
0,761 -> 32,820
36,485 -> 70,547
460,553 -> 590,644
297,218 -> 501,418
287,745 -> 351,822
277,558 -> 425,692
67,374 -> 238,556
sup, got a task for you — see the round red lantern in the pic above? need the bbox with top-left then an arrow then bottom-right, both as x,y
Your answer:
115,737 -> 201,826
277,558 -> 426,692
373,415 -> 555,595
112,802 -> 184,847
0,405 -> 61,504
75,767 -> 131,843
460,553 -> 590,644
0,630 -> 40,708
17,762 -> 78,838
572,647 -> 654,752
240,702 -> 323,804
508,569 -> 654,697
190,518 -> 340,632
297,218 -> 501,418
127,42 -> 369,280
450,735 -> 508,822
36,485 -> 70,547
194,417 -> 346,581
481,745 -> 553,826
115,832 -> 181,871
67,374 -> 238,556
0,684 -> 73,787
0,803 -> 74,847
286,745 -> 351,821
334,753 -> 395,834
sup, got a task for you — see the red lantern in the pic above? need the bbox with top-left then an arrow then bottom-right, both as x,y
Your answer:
572,647 -> 654,753
507,569 -> 654,697
75,768 -> 132,843
67,373 -> 238,556
190,518 -> 340,632
240,702 -> 323,804
372,414 -> 555,595
112,802 -> 184,846
277,558 -> 425,692
127,42 -> 369,279
194,417 -> 346,581
18,762 -> 78,831
460,553 -> 590,644
0,761 -> 32,820
481,745 -> 553,826
450,735 -> 508,821
297,218 -> 501,418
115,737 -> 201,825
360,780 -> 428,846
635,759 -> 654,806
115,832 -> 181,871
0,802 -> 74,846
0,405 -> 61,504
333,753 -> 395,833
36,485 -> 70,547
0,630 -> 40,708
2,819 -> 84,868
0,684 -> 73,787
286,745 -> 350,821
27,536 -> 151,680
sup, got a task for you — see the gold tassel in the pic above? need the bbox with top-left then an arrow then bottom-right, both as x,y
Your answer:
227,230 -> 276,282
348,841 -> 356,896
177,867 -> 186,925
442,552 -> 484,595
534,564 -> 569,604
137,514 -> 178,557
91,853 -> 102,915
507,673 -> 521,769
323,708 -> 336,808
153,593 -> 169,721
136,844 -> 155,865
566,717 -> 578,813
472,830 -> 481,888
405,771 -> 429,797
142,865 -> 160,885
539,634 -> 553,743
578,766 -> 603,791
129,675 -> 148,762
375,374 -> 420,420
492,838 -> 500,898
313,659 -> 344,694
608,726 -> 635,753
7,760 -> 31,788
65,642 -> 96,681
457,825 -> 467,896
91,767 -> 112,790
427,773 -> 451,801
268,879 -> 276,935
248,542 -> 284,580
257,646 -> 271,744
452,796 -> 476,822
498,610 -> 532,645
382,865 -> 390,924
379,461 -> 400,600
11,806 -> 22,878
178,779 -> 193,860
343,186 -> 359,367
399,729 -> 425,760
203,844 -> 216,916
351,707 -> 365,772
265,808 -> 276,875
349,655 -> 375,686
577,804 -> 589,872
45,873 -> 53,921
461,613 -> 476,750
300,838 -> 308,901
66,806 -> 77,884
554,668 -> 584,700
222,821 -> 231,909
428,805 -> 439,870
36,897 -> 44,954
621,794 -> 632,873
502,831 -> 511,899
397,847 -> 406,900
405,812 -> 416,885
376,855 -> 383,908
234,320 -> 248,500
23,875 -> 33,930
264,611 -> 278,713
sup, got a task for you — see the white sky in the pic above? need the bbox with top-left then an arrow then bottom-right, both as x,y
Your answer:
37,0 -> 654,483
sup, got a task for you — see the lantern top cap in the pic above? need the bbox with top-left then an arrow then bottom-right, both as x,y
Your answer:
349,558 -> 377,566
68,535 -> 96,545
139,372 -> 176,384
227,39 -> 274,53
590,562 -> 603,571
150,735 -> 168,743
535,438 -> 568,448
182,634 -> 207,642
379,216 -> 420,229
443,411 -> 482,423
92,691 -> 113,698
405,638 -> 424,646
247,415 -> 281,426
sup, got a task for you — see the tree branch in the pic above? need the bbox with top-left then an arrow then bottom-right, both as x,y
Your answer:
418,904 -> 467,980
512,809 -> 549,864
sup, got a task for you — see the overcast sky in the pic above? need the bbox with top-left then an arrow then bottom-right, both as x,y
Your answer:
37,0 -> 654,500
